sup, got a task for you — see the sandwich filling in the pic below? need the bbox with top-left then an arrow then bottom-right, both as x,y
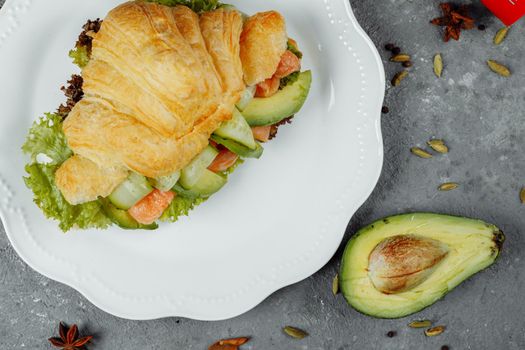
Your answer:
22,0 -> 311,231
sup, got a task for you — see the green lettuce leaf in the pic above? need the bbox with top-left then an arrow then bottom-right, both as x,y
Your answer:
279,71 -> 300,89
22,114 -> 111,231
69,46 -> 90,69
22,113 -> 72,165
160,196 -> 206,222
24,163 -> 111,231
147,0 -> 222,12
287,41 -> 303,59
221,158 -> 244,175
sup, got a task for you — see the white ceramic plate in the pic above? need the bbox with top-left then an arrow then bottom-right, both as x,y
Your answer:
0,0 -> 384,320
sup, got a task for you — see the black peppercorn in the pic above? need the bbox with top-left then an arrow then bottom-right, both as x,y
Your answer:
386,331 -> 397,338
441,346 -> 450,350
385,43 -> 395,51
478,24 -> 486,31
391,47 -> 401,55
381,106 -> 389,114
402,61 -> 413,68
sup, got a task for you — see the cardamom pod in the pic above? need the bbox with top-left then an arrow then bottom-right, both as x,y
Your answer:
427,139 -> 448,154
283,326 -> 308,339
493,27 -> 509,45
390,54 -> 411,62
391,70 -> 408,86
332,274 -> 339,295
408,320 -> 432,328
438,182 -> 459,191
425,325 -> 445,337
433,54 -> 443,78
487,60 -> 511,77
411,147 -> 433,159
520,187 -> 525,204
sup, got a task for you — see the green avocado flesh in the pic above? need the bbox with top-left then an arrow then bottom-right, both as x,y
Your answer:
242,70 -> 312,126
340,213 -> 504,318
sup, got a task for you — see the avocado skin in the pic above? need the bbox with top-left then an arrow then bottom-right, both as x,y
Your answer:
242,70 -> 312,126
339,212 -> 504,319
100,199 -> 158,230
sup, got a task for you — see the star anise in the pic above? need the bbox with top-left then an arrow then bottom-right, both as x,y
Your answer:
430,3 -> 475,42
48,322 -> 93,350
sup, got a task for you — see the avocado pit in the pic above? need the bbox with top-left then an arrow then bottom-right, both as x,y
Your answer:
368,235 -> 449,294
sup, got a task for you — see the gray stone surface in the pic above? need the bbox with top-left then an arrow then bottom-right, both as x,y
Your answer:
1,0 -> 524,349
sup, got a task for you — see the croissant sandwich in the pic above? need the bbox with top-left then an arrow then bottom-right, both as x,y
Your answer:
22,0 -> 312,231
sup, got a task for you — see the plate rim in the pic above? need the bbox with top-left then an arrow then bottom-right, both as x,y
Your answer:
0,0 -> 385,320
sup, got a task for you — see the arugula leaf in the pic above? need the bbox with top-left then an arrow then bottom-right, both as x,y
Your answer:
22,114 -> 111,231
147,0 -> 222,12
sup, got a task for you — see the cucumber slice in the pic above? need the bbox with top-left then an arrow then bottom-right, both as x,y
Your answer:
108,172 -> 153,210
236,86 -> 256,111
210,135 -> 264,159
100,199 -> 158,230
172,184 -> 201,199
188,169 -> 226,197
214,108 -> 256,149
180,146 -> 218,189
242,70 -> 312,126
151,171 -> 181,192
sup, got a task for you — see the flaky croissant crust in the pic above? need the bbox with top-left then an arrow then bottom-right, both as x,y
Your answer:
56,2 -> 245,204
56,2 -> 289,205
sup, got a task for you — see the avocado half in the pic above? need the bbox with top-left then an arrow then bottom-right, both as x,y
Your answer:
340,213 -> 505,318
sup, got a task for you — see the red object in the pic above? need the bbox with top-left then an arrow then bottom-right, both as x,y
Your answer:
208,149 -> 239,172
481,0 -> 525,25
255,76 -> 280,97
251,125 -> 272,142
128,189 -> 175,225
274,50 -> 301,79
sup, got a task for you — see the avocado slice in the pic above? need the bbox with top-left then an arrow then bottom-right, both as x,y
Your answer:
340,213 -> 504,318
100,199 -> 158,230
172,184 -> 201,199
242,70 -> 312,126
210,135 -> 264,159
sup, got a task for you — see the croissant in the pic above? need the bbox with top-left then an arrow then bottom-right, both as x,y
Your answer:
56,2 -> 245,204
240,11 -> 288,86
